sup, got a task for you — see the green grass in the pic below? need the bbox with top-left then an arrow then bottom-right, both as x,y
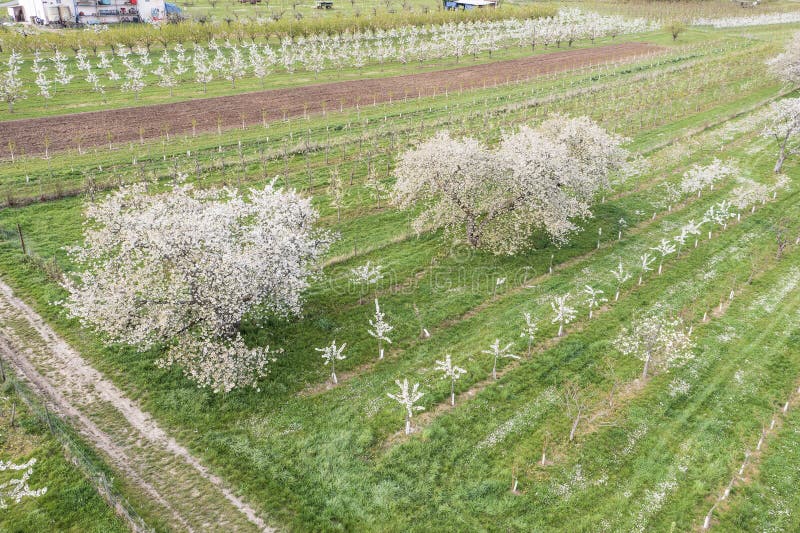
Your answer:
0,383 -> 128,532
0,20 -> 799,532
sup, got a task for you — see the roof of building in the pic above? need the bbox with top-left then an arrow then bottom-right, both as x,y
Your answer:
447,0 -> 497,5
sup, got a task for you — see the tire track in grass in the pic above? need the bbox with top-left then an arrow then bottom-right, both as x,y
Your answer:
0,279 -> 273,532
698,275 -> 800,530
538,241 -> 800,532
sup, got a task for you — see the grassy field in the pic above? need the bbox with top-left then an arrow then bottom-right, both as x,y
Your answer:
1,13 -> 800,533
0,379 -> 128,532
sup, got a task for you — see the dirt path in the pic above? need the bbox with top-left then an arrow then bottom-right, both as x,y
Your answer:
1,42 -> 662,157
0,278 -> 273,532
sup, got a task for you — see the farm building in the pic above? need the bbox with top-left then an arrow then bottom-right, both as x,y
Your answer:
443,0 -> 496,10
3,0 -> 166,23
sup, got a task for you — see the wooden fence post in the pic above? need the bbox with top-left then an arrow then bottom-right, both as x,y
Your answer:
17,223 -> 26,255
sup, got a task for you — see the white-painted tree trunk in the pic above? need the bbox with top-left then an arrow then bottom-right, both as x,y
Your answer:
569,411 -> 582,442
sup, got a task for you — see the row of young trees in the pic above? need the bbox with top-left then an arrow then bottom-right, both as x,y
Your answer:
694,10 -> 800,28
0,9 -> 656,111
0,4 -> 557,55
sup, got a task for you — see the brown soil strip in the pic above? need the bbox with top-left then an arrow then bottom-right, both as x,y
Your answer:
1,42 -> 662,157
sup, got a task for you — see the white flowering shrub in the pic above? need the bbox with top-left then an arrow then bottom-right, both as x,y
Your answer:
482,339 -> 519,380
387,378 -> 424,435
520,312 -> 538,356
367,298 -> 393,359
0,51 -> 26,113
434,354 -> 467,406
762,98 -> 800,173
392,116 -> 629,254
695,11 -> 800,28
64,180 -> 331,393
583,285 -> 607,319
614,313 -> 694,380
0,458 -> 47,509
350,261 -> 383,304
767,31 -> 800,86
3,10 -> 656,107
611,261 -> 631,301
551,293 -> 577,337
680,159 -> 737,197
317,340 -> 346,385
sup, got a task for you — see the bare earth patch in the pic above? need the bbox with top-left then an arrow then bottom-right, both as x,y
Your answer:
0,42 -> 662,157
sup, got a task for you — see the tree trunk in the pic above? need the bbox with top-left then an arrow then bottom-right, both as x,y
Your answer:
569,410 -> 582,442
641,353 -> 651,380
774,148 -> 787,173
466,218 -> 480,247
451,380 -> 455,407
405,415 -> 411,435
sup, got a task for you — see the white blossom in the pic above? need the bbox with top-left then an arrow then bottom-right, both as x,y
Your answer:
651,239 -> 676,275
482,338 -> 519,380
520,312 -> 538,356
583,285 -> 607,319
63,180 -> 331,393
367,298 -> 393,359
350,261 -> 383,303
551,294 -> 576,337
638,252 -> 655,285
762,98 -> 800,173
392,116 -> 629,254
434,354 -> 466,406
614,313 -> 694,379
0,51 -> 26,113
611,261 -> 631,301
0,458 -> 47,509
316,340 -> 346,385
387,378 -> 424,434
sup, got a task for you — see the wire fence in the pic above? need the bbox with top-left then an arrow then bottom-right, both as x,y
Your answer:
1,361 -> 153,533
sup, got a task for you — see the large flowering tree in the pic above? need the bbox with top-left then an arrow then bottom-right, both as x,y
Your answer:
63,181 -> 331,393
762,98 -> 800,173
767,31 -> 800,86
392,116 -> 629,254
